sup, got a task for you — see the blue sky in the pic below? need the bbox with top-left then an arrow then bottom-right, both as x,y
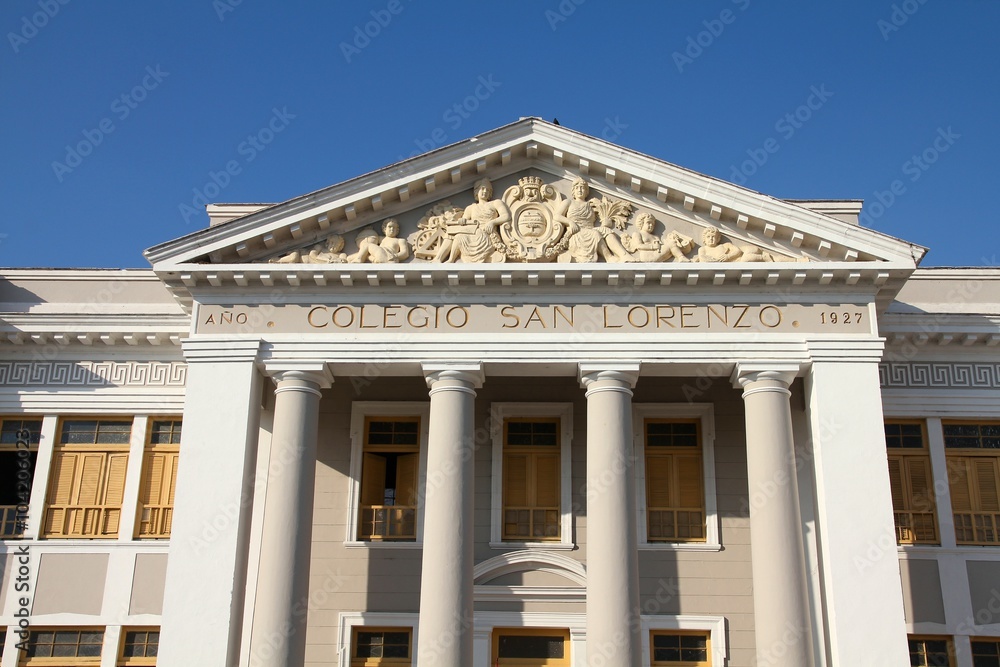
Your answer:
2,0 -> 996,268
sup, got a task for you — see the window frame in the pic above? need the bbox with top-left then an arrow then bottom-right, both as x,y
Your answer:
649,630 -> 711,667
42,417 -> 134,539
346,403 -> 429,548
641,616 -> 726,667
338,613 -> 417,667
134,418 -> 181,539
117,627 -> 159,666
491,627 -> 570,667
907,634 -> 955,667
490,403 -> 574,549
0,417 -> 43,539
943,420 -> 1000,546
19,627 -> 104,665
634,404 -> 719,551
885,419 -> 940,545
350,626 -> 412,667
972,637 -> 1000,666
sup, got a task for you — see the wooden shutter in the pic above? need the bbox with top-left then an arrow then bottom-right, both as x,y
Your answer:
395,453 -> 418,506
676,454 -> 703,508
975,459 -> 1000,512
77,453 -> 105,506
646,456 -> 672,508
141,453 -> 166,505
102,453 -> 128,534
504,454 -> 528,506
888,457 -> 905,508
44,451 -> 77,534
950,459 -> 973,511
906,458 -> 934,510
361,453 -> 387,506
534,453 -> 560,507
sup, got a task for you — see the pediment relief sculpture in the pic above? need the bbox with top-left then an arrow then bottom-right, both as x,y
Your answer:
258,176 -> 809,265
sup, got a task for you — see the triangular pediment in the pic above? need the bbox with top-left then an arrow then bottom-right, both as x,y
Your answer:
145,119 -> 926,313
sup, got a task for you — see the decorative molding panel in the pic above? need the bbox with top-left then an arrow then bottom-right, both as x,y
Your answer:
0,361 -> 187,387
879,362 -> 1000,389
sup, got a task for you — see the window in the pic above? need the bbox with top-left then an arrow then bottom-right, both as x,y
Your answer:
650,631 -> 710,666
118,628 -> 158,666
0,418 -> 42,538
885,421 -> 938,544
490,404 -> 572,548
43,419 -> 132,539
908,636 -> 954,666
503,418 -> 561,541
358,418 -> 420,541
645,420 -> 704,542
491,628 -> 569,667
136,420 -> 180,538
973,639 -> 1000,666
944,421 -> 1000,545
20,628 -> 103,665
351,627 -> 411,666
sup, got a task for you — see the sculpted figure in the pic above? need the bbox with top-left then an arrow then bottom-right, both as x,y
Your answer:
443,178 -> 510,263
623,213 -> 692,262
269,234 -> 346,264
694,226 -> 797,262
558,178 -> 634,263
348,219 -> 410,263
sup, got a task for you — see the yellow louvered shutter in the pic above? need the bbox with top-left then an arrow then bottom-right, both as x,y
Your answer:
906,458 -> 933,510
504,454 -> 528,507
887,457 -> 905,508
676,454 -> 703,508
77,453 -> 105,506
949,459 -> 973,512
44,451 -> 78,535
646,456 -> 672,508
975,459 -> 1000,512
395,453 -> 418,506
102,453 -> 128,535
166,452 -> 179,504
361,453 -> 387,506
141,453 -> 166,506
534,454 -> 560,507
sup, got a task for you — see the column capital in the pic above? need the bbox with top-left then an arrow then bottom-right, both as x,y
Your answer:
262,361 -> 334,389
578,362 -> 640,390
181,338 -> 262,364
731,361 -> 801,390
422,362 -> 484,389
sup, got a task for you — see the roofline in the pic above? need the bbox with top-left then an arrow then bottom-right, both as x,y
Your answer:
144,117 -> 928,266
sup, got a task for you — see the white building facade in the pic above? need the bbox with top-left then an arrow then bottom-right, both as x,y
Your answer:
1,119 -> 999,666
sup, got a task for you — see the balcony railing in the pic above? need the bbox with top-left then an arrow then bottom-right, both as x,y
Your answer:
503,506 -> 560,541
359,505 -> 415,541
893,511 -> 938,544
44,505 -> 121,538
0,505 -> 27,538
137,505 -> 173,538
955,512 -> 1000,545
648,507 -> 705,542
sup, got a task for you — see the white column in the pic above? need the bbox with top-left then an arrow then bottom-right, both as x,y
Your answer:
579,363 -> 640,667
804,349 -> 909,665
417,363 -> 483,667
159,339 -> 263,667
732,362 -> 814,667
249,365 -> 332,667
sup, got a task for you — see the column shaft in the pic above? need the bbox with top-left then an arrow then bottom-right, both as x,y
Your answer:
581,367 -> 640,667
806,359 -> 909,665
417,367 -> 482,666
250,371 -> 326,667
159,342 -> 262,667
736,366 -> 813,667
